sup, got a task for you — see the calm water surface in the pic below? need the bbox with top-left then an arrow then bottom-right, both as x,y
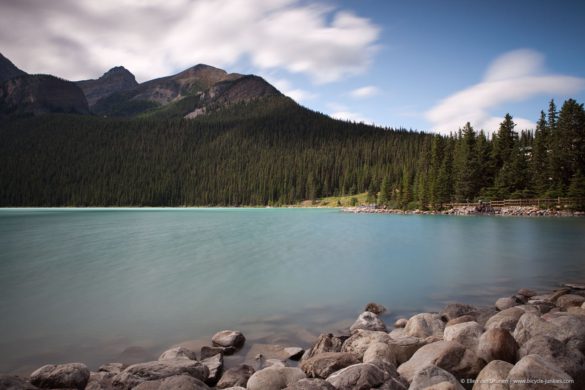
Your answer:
1,208 -> 585,373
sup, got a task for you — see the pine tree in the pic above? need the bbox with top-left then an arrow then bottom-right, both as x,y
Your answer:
531,111 -> 550,195
378,177 -> 389,206
454,122 -> 480,201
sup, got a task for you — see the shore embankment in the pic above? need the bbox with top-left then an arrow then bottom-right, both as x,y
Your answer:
343,205 -> 585,217
2,283 -> 585,389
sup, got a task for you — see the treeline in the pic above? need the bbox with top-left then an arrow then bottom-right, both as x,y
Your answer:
0,96 -> 583,208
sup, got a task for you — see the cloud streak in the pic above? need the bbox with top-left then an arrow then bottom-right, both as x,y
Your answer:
350,85 -> 380,99
426,49 -> 585,134
0,0 -> 380,83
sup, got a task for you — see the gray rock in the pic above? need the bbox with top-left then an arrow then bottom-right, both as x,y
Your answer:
549,288 -> 571,303
303,334 -> 344,361
325,363 -> 386,390
201,353 -> 223,386
396,340 -> 485,383
546,314 -> 585,353
485,307 -> 525,332
507,354 -> 573,390
30,363 -> 90,390
86,371 -> 114,390
363,341 -> 397,368
477,328 -> 518,364
556,294 -> 585,310
350,311 -> 388,333
512,312 -> 557,346
300,352 -> 360,379
0,374 -> 38,390
440,303 -> 478,322
387,335 -> 426,365
567,307 -> 585,316
285,347 -> 305,361
246,344 -> 291,368
527,300 -> 556,314
212,330 -> 246,350
443,321 -> 483,352
394,318 -> 408,328
517,288 -> 538,298
200,346 -> 233,359
446,315 -> 476,327
518,335 -> 585,387
365,302 -> 387,315
495,297 -> 521,311
472,360 -> 513,390
159,346 -> 197,361
247,367 -> 306,390
216,364 -> 255,389
409,365 -> 464,390
284,378 -> 336,390
132,375 -> 210,390
112,359 -> 209,389
99,363 -> 126,375
473,307 -> 499,328
404,313 -> 445,339
341,329 -> 391,360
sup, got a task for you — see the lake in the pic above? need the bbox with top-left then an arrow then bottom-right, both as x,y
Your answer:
1,208 -> 585,374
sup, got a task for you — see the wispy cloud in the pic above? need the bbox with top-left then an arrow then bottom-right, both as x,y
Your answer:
0,0 -> 380,83
426,49 -> 585,134
269,78 -> 317,103
350,85 -> 380,99
329,103 -> 372,124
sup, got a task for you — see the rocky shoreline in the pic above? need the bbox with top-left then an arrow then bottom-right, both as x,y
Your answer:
343,205 -> 585,217
2,284 -> 585,390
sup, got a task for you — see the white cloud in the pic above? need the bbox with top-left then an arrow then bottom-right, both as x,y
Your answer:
329,103 -> 372,123
269,78 -> 317,103
0,0 -> 380,83
426,49 -> 585,134
350,85 -> 380,99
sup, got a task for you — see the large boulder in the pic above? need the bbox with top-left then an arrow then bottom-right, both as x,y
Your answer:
556,294 -> 585,310
512,312 -> 557,346
212,330 -> 246,350
201,346 -> 233,359
112,359 -> 209,389
341,329 -> 391,360
485,307 -> 525,332
387,335 -> 426,365
159,346 -> 197,361
440,303 -> 478,322
545,313 -> 585,353
284,378 -> 336,389
325,363 -> 386,390
247,367 -> 306,390
495,297 -> 522,311
518,335 -> 585,387
404,313 -> 445,339
409,365 -> 464,390
394,318 -> 408,328
30,363 -> 90,390
132,375 -> 210,389
303,334 -> 344,360
472,360 -> 513,390
476,328 -> 518,364
365,302 -> 387,315
396,340 -> 485,383
363,341 -> 398,368
86,371 -> 115,390
300,352 -> 359,379
350,311 -> 388,332
443,321 -> 483,352
507,354 -> 573,390
517,288 -> 538,299
0,374 -> 38,390
216,365 -> 255,389
201,353 -> 223,386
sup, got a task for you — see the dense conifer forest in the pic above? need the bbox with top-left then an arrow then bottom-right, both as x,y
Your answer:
0,96 -> 584,208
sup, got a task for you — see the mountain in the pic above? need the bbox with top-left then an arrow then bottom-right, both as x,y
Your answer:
76,66 -> 138,106
0,53 -> 26,83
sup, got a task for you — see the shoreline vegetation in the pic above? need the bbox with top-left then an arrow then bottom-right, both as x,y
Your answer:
2,283 -> 585,389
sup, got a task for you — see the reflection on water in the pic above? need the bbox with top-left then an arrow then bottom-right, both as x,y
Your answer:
1,208 -> 584,373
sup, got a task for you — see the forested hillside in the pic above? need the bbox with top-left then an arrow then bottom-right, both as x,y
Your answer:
0,96 -> 583,208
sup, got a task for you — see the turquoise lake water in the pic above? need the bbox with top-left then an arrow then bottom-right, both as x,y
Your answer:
1,208 -> 585,373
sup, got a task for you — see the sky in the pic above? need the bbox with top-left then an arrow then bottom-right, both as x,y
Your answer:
1,0 -> 585,134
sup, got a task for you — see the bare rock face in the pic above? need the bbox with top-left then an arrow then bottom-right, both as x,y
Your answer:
443,321 -> 483,352
112,359 -> 209,389
300,352 -> 359,379
303,334 -> 344,361
325,363 -> 386,390
212,330 -> 246,350
485,307 -> 525,332
404,313 -> 445,339
341,329 -> 391,360
30,363 -> 90,390
159,346 -> 197,361
409,365 -> 464,390
284,378 -> 336,390
246,366 -> 306,390
472,360 -> 513,390
507,354 -> 573,390
477,328 -> 518,364
350,311 -> 388,333
216,364 -> 255,389
76,66 -> 138,107
396,340 -> 485,383
132,374 -> 210,390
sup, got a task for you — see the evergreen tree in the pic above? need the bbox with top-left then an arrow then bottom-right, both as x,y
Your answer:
454,122 -> 480,201
378,177 -> 390,206
531,111 -> 550,194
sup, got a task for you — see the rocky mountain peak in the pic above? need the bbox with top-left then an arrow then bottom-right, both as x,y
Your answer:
0,52 -> 27,83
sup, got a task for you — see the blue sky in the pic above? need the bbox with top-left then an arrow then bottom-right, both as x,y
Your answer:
2,0 -> 584,133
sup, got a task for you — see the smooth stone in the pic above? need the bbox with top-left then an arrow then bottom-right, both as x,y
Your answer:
302,334 -> 344,361
325,363 -> 386,390
485,307 -> 525,332
363,341 -> 398,368
549,288 -> 571,302
112,359 -> 209,389
30,363 -> 90,390
132,375 -> 210,390
404,313 -> 446,339
446,315 -> 476,327
245,344 -> 291,367
440,303 -> 478,322
477,328 -> 518,364
409,365 -> 464,390
365,302 -> 387,315
512,312 -> 557,346
556,294 -> 585,310
285,347 -> 305,361
529,312 -> 585,353
517,288 -> 538,298
284,378 -> 336,390
159,346 -> 197,361
472,360 -> 513,390
247,367 -> 306,390
300,352 -> 360,379
473,307 -> 499,328
0,374 -> 38,390
201,346 -> 233,359
341,329 -> 391,360
212,330 -> 246,350
396,340 -> 485,383
387,335 -> 426,365
99,363 -> 126,375
201,353 -> 223,386
216,364 -> 255,389
507,354 -> 573,390
394,318 -> 408,328
518,335 -> 585,387
443,321 -> 483,352
86,371 -> 114,390
350,311 -> 388,333
495,297 -> 521,311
